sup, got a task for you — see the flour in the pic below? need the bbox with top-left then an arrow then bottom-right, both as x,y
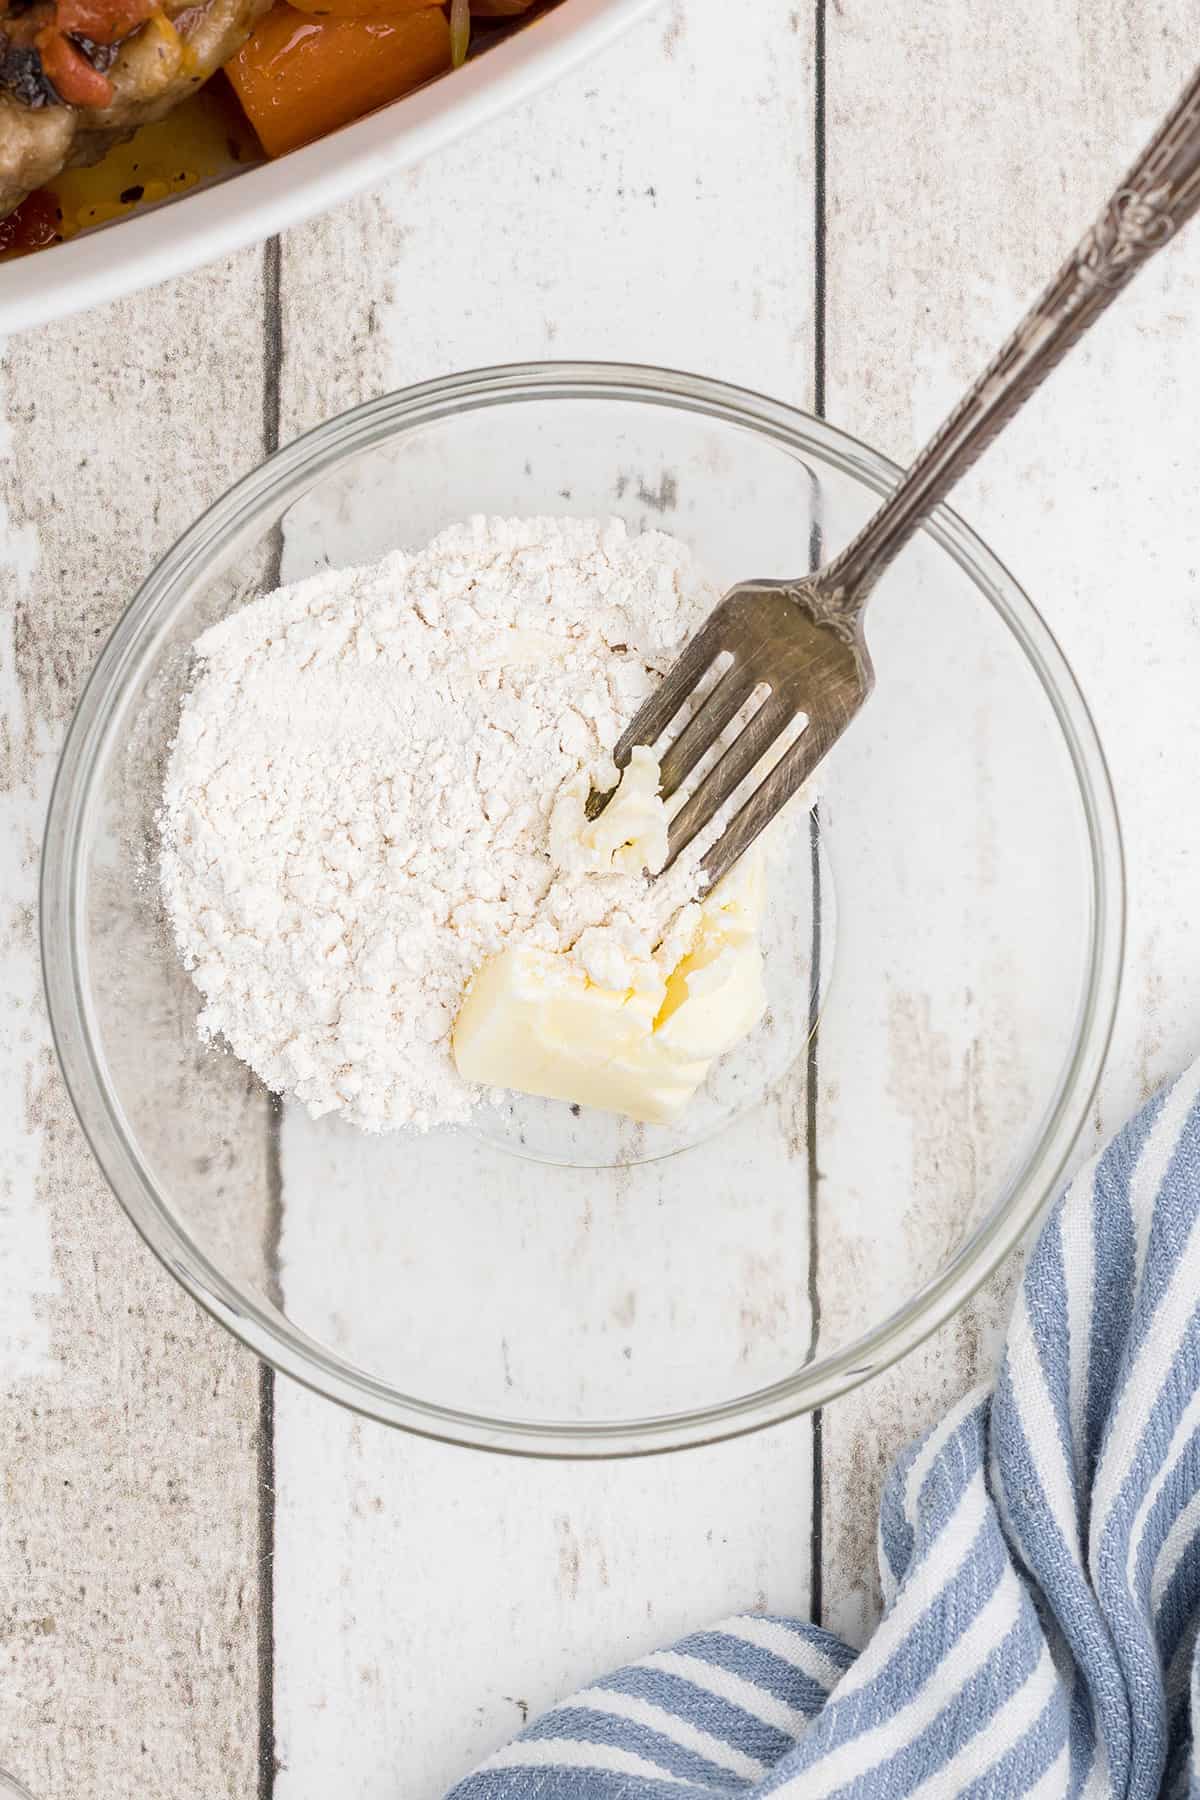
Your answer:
159,515 -> 723,1132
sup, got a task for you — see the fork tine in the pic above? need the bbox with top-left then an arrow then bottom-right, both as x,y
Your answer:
610,610 -> 730,766
695,719 -> 835,890
664,691 -> 795,864
657,661 -> 762,800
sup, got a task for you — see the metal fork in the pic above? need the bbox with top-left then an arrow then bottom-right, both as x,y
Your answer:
593,61 -> 1200,891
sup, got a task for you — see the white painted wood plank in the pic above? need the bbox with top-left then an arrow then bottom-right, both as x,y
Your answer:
818,0 -> 1199,1645
274,1390 -> 812,1799
0,255 -> 269,1800
276,0 -> 816,422
270,5 -> 819,1794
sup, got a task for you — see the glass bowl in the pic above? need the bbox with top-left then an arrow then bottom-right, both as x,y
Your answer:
41,363 -> 1123,1457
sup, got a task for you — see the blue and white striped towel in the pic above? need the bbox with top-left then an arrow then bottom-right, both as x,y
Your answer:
447,1065 -> 1200,1799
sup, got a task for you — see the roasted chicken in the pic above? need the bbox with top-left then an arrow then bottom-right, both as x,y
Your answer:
0,0 -> 271,216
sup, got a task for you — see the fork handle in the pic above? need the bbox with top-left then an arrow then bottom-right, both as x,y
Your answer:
815,61 -> 1200,620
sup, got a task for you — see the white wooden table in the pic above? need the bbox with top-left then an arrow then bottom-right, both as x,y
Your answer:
3,3 -> 1199,1795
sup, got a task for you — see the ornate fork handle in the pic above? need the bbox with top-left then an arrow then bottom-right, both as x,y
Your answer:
814,62 -> 1200,621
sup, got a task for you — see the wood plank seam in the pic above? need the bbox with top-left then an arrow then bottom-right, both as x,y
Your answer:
259,232 -> 285,1800
807,0 -> 828,1634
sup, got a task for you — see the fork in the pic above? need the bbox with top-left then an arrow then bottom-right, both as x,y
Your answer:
593,61 -> 1200,891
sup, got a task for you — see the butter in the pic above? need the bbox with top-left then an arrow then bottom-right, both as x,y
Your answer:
648,843 -> 768,1091
453,770 -> 769,1124
452,944 -> 707,1124
550,743 -> 669,877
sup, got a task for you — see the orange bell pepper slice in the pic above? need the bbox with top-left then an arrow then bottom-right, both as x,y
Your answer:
227,4 -> 451,157
286,0 -> 434,17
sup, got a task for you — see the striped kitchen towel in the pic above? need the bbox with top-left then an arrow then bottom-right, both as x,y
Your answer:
447,1064 -> 1200,1799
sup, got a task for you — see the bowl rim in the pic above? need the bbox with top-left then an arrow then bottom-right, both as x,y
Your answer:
0,1776 -> 38,1800
40,359 -> 1125,1458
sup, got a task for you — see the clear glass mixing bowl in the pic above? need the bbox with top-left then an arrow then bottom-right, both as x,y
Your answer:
41,363 -> 1123,1456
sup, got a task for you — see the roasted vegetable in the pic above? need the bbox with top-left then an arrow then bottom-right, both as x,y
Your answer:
227,3 -> 449,157
285,0 -> 433,16
35,26 -> 114,104
447,0 -> 465,65
55,0 -> 157,41
0,181 -> 59,247
449,0 -> 533,66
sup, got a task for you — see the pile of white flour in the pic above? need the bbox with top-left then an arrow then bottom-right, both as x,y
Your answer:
159,515 -> 720,1132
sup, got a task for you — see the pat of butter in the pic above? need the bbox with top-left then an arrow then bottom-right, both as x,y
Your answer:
551,743 -> 669,877
453,835 -> 769,1127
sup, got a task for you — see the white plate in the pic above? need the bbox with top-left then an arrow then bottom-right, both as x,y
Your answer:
1,0 -> 657,335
